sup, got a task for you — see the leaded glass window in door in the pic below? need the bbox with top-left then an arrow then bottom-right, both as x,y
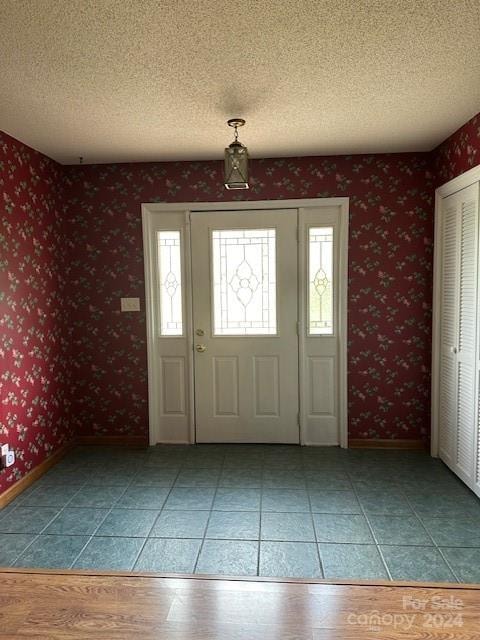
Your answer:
157,230 -> 183,336
309,227 -> 333,335
212,229 -> 276,335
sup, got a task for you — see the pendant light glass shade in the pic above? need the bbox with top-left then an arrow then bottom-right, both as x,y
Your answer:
224,119 -> 249,190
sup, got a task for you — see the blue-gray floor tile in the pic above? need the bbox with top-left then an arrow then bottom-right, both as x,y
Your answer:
119,487 -> 170,510
0,533 -> 37,565
440,547 -> 480,583
151,510 -> 209,538
410,493 -> 480,519
381,545 -> 456,582
206,511 -> 260,540
0,502 -> 17,520
262,469 -> 306,489
148,445 -> 190,457
261,512 -> 315,542
400,476 -> 472,496
195,540 -> 258,576
422,517 -> 480,547
218,469 -> 263,488
213,489 -> 261,511
263,452 -> 302,469
309,490 -> 361,514
4,445 -> 477,582
306,475 -> 352,491
96,509 -> 159,537
14,535 -> 90,569
85,469 -> 136,487
146,452 -> 187,467
0,507 -> 60,534
135,538 -> 202,573
303,452 -> 346,466
182,453 -> 224,469
69,486 -> 126,508
40,467 -> 89,485
319,543 -> 388,579
261,489 -> 310,513
175,468 -> 221,487
223,460 -> 264,472
164,488 -> 216,511
132,467 -> 180,486
313,514 -> 373,543
369,515 -> 432,545
19,485 -> 81,508
224,447 -> 265,464
357,491 -> 413,516
305,468 -> 349,482
44,508 -> 108,535
260,541 -> 322,578
344,466 -> 393,482
352,480 -> 400,494
73,536 -> 144,570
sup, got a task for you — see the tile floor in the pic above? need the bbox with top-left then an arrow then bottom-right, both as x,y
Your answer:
1,445 -> 480,582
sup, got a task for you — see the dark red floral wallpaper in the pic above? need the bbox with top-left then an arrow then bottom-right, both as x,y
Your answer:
63,153 -> 435,442
0,132 -> 73,495
2,109 -> 479,497
434,112 -> 480,185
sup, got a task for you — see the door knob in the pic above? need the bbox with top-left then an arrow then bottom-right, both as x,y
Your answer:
196,344 -> 207,353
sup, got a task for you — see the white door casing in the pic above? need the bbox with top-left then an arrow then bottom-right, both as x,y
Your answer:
142,198 -> 349,447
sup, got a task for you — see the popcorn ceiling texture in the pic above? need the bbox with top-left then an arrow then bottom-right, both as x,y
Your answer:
0,0 -> 479,164
1,111 -> 480,496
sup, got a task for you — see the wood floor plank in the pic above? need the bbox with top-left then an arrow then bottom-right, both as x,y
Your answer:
0,570 -> 479,639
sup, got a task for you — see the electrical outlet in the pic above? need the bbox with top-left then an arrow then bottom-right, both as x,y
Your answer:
1,450 -> 14,468
120,297 -> 140,312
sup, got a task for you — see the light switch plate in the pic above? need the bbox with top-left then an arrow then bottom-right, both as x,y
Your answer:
121,297 -> 140,312
0,444 -> 8,457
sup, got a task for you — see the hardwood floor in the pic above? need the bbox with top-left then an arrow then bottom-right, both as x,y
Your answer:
1,569 -> 479,639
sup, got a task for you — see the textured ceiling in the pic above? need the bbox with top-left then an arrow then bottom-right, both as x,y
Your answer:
0,0 -> 479,164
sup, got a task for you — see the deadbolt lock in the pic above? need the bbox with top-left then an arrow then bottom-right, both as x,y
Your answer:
196,329 -> 205,336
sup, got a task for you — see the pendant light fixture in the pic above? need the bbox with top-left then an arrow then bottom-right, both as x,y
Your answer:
224,118 -> 249,190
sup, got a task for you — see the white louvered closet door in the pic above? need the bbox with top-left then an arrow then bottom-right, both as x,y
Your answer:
438,182 -> 479,490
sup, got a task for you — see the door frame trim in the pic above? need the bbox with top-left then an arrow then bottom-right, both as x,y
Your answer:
431,164 -> 480,458
142,198 -> 349,447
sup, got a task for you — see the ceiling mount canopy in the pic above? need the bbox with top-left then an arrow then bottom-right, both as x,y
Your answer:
224,118 -> 249,190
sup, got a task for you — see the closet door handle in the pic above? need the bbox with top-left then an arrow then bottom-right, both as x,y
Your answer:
450,346 -> 458,354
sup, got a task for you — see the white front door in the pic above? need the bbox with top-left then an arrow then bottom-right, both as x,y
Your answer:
191,210 -> 299,443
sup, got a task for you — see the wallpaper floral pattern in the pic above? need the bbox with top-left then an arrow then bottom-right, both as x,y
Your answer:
63,153 -> 435,442
0,132 -> 73,495
434,112 -> 480,185
2,110 -> 480,496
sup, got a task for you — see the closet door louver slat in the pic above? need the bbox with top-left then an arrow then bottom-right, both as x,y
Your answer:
439,204 -> 458,467
456,198 -> 477,479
